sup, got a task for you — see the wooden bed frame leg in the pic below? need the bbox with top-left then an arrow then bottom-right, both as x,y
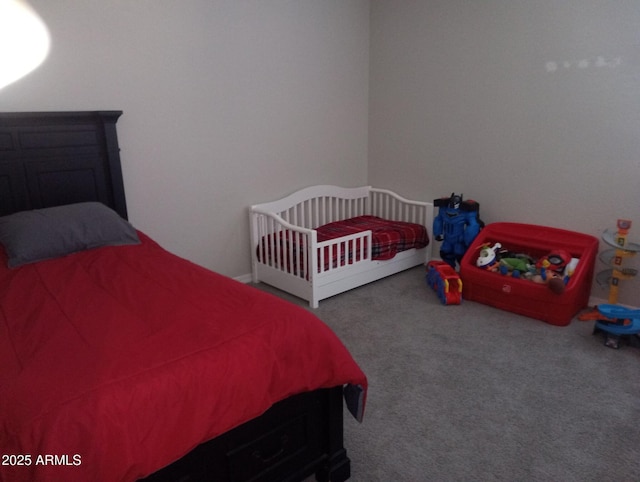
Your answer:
315,448 -> 350,482
315,387 -> 351,482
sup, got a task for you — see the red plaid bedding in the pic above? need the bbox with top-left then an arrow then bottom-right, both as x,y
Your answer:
317,215 -> 428,260
259,215 -> 428,275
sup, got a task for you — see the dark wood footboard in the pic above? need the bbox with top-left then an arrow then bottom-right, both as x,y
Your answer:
142,386 -> 350,482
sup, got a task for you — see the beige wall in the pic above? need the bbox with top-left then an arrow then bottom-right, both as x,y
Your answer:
2,1 -> 638,306
0,1 -> 370,278
369,1 -> 640,306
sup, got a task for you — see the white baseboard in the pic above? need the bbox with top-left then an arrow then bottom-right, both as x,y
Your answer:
589,295 -> 608,307
234,273 -> 253,284
237,273 -> 636,309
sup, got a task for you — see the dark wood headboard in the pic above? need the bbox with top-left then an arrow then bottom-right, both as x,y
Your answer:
0,111 -> 128,219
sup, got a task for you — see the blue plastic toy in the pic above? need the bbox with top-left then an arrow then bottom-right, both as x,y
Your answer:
433,193 -> 482,269
592,304 -> 640,349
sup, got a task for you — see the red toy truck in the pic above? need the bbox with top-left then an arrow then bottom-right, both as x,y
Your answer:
426,260 -> 463,305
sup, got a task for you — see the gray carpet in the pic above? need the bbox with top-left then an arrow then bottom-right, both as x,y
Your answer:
254,266 -> 640,482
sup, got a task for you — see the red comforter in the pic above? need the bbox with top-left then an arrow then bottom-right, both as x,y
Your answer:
0,232 -> 367,482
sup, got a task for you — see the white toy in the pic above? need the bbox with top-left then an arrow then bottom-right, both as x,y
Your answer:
476,242 -> 502,270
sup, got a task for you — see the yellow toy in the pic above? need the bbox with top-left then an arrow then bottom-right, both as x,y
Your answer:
598,219 -> 639,304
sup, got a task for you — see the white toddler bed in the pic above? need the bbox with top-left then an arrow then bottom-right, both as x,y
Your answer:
250,185 -> 434,308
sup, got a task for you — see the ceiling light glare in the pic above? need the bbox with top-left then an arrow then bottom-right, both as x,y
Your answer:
0,0 -> 50,89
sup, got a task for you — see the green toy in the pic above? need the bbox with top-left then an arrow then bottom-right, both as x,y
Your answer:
499,256 -> 535,278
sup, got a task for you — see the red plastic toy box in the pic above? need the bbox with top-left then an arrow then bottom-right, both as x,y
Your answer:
459,222 -> 599,326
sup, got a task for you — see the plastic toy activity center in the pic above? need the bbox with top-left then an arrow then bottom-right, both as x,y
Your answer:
596,219 -> 639,304
589,220 -> 640,348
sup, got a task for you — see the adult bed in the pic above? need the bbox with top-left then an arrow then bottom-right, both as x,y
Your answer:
0,111 -> 366,482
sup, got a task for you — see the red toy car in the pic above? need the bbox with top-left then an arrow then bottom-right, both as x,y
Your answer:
426,260 -> 463,305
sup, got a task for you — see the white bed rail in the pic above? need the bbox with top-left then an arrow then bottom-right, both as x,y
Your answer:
250,209 -> 316,282
317,230 -> 372,274
253,185 -> 372,230
369,188 -> 431,225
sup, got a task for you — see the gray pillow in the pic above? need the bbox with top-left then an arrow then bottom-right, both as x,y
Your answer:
0,202 -> 140,268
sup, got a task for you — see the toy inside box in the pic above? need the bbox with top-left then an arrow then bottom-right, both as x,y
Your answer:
459,222 -> 599,326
